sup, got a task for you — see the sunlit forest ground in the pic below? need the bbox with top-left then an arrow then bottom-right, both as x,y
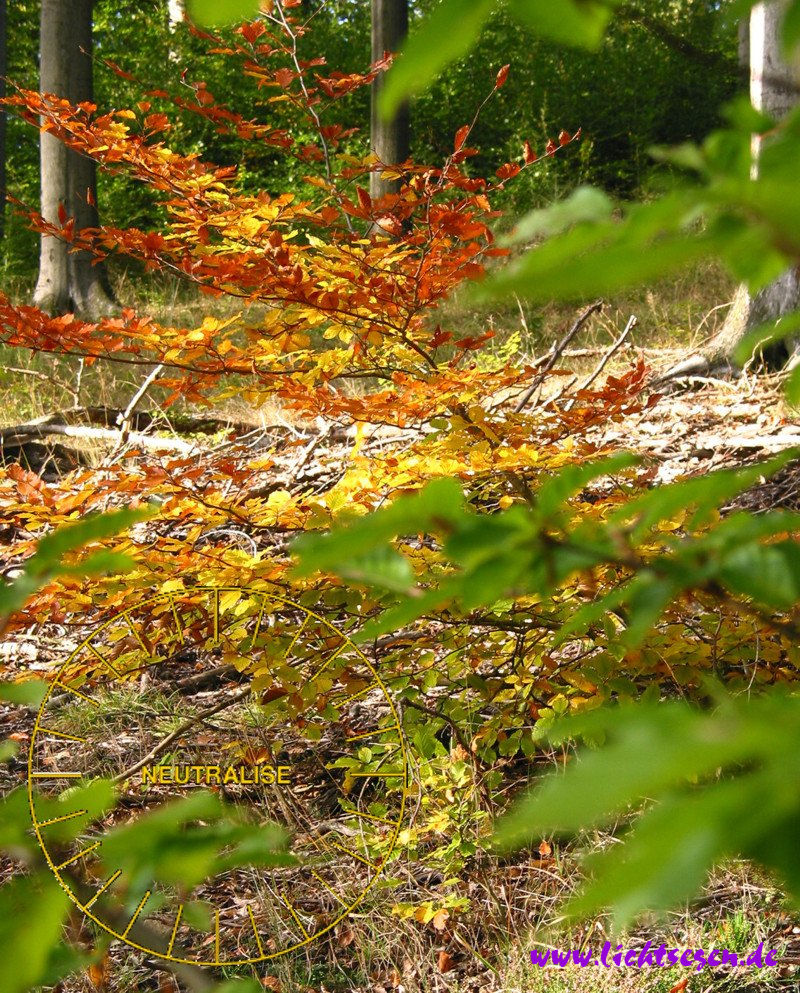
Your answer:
4,261 -> 800,993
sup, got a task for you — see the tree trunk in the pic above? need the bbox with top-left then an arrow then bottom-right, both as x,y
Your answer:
666,1 -> 799,379
370,0 -> 410,202
32,0 -> 115,318
0,0 -> 7,243
67,0 -> 115,317
168,0 -> 184,27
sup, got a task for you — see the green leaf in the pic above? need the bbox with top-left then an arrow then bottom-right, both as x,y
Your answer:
213,981 -> 264,993
100,791 -> 291,891
354,578 -> 464,644
507,0 -> 619,49
494,690 -> 800,924
293,478 -> 464,577
733,309 -> 800,368
0,788 -> 37,852
335,545 -> 415,594
379,0 -> 494,120
566,772 -> 788,929
32,779 -> 117,846
478,192 -> 724,304
0,679 -> 47,707
720,540 -> 800,609
534,454 -> 638,523
783,0 -> 800,54
0,875 -> 69,993
503,186 -> 614,245
621,575 -> 680,647
494,699 -> 768,849
607,454 -> 795,540
186,0 -> 260,27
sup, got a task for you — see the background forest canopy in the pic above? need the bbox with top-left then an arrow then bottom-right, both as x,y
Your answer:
1,0 -> 743,283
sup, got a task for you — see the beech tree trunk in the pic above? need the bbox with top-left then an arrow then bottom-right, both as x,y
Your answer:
671,1 -> 800,377
168,0 -> 184,26
370,0 -> 410,201
0,0 -> 7,242
32,0 -> 115,318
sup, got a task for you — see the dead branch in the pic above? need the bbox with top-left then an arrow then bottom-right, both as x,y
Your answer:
0,419 -> 195,454
112,685 -> 251,785
563,314 -> 638,410
514,300 -> 604,413
111,363 -> 164,456
175,664 -> 245,693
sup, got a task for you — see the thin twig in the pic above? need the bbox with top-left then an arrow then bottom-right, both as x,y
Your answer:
514,300 -> 604,413
563,314 -> 637,410
110,362 -> 164,457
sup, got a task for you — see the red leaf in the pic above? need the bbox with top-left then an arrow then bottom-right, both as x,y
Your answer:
356,186 -> 372,213
240,21 -> 266,44
496,162 -> 520,181
274,67 -> 294,89
523,140 -> 538,165
57,202 -> 68,225
545,139 -> 558,156
559,129 -> 572,146
495,64 -> 510,89
454,125 -> 470,152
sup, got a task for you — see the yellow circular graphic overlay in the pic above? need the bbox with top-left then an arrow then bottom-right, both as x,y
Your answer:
28,586 -> 409,966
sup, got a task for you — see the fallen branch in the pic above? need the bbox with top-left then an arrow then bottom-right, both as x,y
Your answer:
514,300 -> 604,413
563,314 -> 637,410
175,663 -> 245,693
111,363 -> 164,456
112,685 -> 251,785
0,420 -> 195,454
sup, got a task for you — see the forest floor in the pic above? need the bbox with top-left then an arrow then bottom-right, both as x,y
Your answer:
2,270 -> 800,993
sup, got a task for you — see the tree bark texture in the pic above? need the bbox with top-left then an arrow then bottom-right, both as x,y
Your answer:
0,0 -> 7,242
710,1 -> 800,369
370,0 -> 410,202
32,0 -> 115,318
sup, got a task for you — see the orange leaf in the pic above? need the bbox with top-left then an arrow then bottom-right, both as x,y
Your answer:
538,839 -> 552,857
668,981 -> 688,993
87,954 -> 110,991
261,686 -> 288,705
454,125 -> 470,152
437,950 -> 457,973
495,64 -> 510,88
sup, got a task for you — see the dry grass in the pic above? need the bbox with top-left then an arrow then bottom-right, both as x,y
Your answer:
0,260 -> 736,426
